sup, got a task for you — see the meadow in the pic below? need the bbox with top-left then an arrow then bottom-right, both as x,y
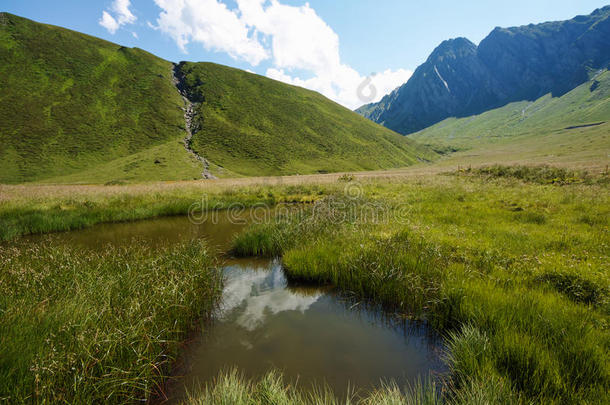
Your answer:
0,13 -> 431,185
229,168 -> 609,404
176,61 -> 433,178
1,165 -> 608,403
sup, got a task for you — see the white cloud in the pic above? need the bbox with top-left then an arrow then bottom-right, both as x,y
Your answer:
151,0 -> 412,109
370,69 -> 413,102
100,11 -> 120,34
237,289 -> 320,331
99,0 -> 137,34
152,0 -> 269,65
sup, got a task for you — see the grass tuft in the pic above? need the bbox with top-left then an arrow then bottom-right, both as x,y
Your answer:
0,239 -> 223,403
453,164 -> 601,185
185,369 -> 442,405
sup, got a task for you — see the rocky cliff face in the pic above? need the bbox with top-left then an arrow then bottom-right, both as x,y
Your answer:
358,6 -> 610,135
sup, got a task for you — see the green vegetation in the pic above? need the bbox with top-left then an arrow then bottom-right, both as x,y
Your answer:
410,70 -> 610,169
0,239 -> 222,403
185,364 -> 523,404
176,61 -> 434,177
453,164 -> 608,185
1,9 -> 608,405
185,368 -> 444,405
0,181 -> 328,241
232,175 -> 610,403
0,12 -> 199,184
1,170 -> 608,403
0,13 -> 433,184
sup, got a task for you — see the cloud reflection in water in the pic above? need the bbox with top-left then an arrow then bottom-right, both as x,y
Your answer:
220,260 -> 322,331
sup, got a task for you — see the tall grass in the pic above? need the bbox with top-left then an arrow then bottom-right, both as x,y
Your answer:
185,369 -> 443,405
184,368 -> 526,404
454,164 -> 608,185
2,172 -> 608,402
0,239 -> 223,403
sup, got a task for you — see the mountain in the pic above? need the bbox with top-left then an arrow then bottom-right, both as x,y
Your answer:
0,13 -> 433,184
409,70 -> 609,168
358,6 -> 610,135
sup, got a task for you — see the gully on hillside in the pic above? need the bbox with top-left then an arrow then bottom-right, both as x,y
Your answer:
172,63 -> 217,180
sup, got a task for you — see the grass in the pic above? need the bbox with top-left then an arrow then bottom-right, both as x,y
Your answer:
184,366 -> 522,404
0,181 -> 331,241
408,71 -> 610,170
231,174 -> 610,403
452,164 -> 608,185
176,61 -> 434,177
184,368 -> 444,405
40,138 -> 207,184
0,239 -> 223,403
1,10 -> 608,405
1,169 -> 608,403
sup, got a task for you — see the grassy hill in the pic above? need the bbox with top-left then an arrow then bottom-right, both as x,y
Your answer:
409,70 -> 610,169
176,62 -> 433,177
0,12 -> 203,184
0,13 -> 432,184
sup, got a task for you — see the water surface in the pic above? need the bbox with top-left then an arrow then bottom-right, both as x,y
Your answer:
173,259 -> 445,400
26,214 -> 446,399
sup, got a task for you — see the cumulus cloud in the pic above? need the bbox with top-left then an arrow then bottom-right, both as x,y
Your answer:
151,0 -> 412,109
99,0 -> 137,34
152,0 -> 269,65
100,11 -> 120,34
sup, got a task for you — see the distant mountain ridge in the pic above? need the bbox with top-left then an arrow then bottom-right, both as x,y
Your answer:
358,6 -> 610,135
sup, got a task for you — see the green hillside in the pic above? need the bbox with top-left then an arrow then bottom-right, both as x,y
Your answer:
175,61 -> 433,177
410,70 -> 610,167
0,12 -> 203,184
0,13 -> 432,184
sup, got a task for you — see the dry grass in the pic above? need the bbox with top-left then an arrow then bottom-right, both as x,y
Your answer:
4,156 -> 607,204
0,168 -> 433,202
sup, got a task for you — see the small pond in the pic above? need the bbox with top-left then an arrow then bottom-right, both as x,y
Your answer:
25,213 -> 446,400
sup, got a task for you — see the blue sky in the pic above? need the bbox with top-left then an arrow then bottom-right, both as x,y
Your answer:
3,0 -> 608,108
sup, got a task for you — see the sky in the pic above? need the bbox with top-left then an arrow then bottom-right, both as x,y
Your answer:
2,0 -> 608,109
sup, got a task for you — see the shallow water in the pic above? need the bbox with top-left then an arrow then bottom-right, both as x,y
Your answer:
26,214 -> 446,399
172,259 -> 445,400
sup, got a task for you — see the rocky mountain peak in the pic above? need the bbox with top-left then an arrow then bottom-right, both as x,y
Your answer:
358,7 -> 610,135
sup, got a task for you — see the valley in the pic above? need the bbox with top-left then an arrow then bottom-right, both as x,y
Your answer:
0,4 -> 609,405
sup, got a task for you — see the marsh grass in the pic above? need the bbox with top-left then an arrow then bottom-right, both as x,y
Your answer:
185,368 -> 444,405
0,239 -> 223,403
453,164 -> 608,185
2,172 -> 608,403
231,177 -> 610,404
0,183 -> 331,241
184,368 -> 527,404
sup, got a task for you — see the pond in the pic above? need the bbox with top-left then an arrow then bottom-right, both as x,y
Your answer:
26,213 -> 446,400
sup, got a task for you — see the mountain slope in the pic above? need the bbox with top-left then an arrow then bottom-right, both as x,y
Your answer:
358,6 -> 610,135
0,13 -> 432,184
408,70 -> 609,168
174,62 -> 432,177
0,12 -> 202,184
